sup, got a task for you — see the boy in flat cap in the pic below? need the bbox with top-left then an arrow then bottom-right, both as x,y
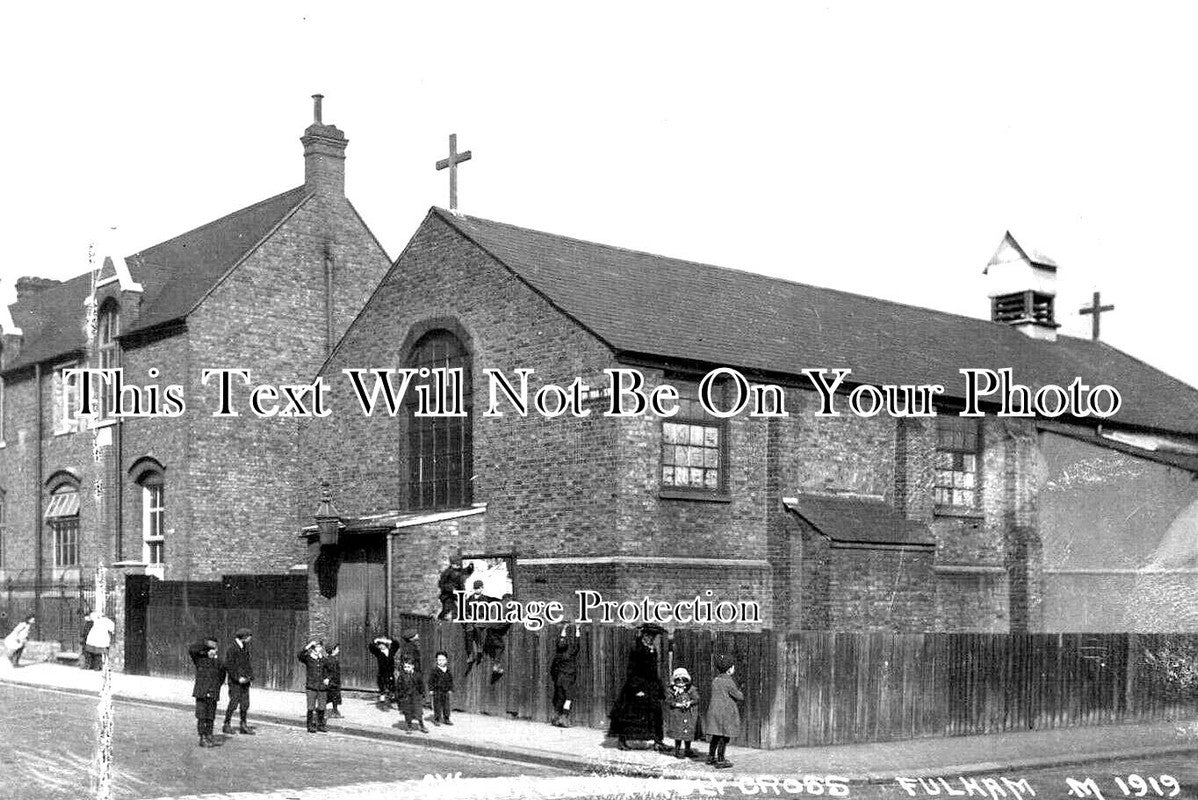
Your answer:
298,639 -> 331,733
222,628 -> 255,734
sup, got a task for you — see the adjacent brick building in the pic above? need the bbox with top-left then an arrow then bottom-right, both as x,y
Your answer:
0,99 -> 391,659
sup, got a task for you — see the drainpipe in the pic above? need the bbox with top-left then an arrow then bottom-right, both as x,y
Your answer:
34,363 -> 43,622
114,415 -> 123,562
323,243 -> 334,358
385,531 -> 393,633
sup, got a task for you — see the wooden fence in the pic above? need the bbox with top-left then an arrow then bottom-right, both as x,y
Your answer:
395,619 -> 1198,749
115,587 -> 1198,749
125,574 -> 308,691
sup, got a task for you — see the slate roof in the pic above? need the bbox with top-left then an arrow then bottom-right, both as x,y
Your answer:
4,186 -> 311,373
782,494 -> 936,547
434,209 -> 1198,437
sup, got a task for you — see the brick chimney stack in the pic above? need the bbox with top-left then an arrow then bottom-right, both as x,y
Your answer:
301,94 -> 348,195
15,276 -> 61,301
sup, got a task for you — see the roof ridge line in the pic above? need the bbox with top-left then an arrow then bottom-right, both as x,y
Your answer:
128,185 -> 309,259
431,208 -> 1062,340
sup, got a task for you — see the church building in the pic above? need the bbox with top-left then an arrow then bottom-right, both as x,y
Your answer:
299,212 -> 1198,647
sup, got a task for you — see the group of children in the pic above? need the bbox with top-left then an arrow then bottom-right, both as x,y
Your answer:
369,630 -> 455,733
305,624 -> 743,769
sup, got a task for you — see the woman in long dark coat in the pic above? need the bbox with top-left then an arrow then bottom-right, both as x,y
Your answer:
608,625 -> 668,751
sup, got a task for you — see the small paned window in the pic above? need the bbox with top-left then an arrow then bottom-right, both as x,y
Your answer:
935,417 -> 981,511
661,381 -> 726,493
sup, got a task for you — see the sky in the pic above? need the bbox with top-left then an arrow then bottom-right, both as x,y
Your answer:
1,3 -> 1195,391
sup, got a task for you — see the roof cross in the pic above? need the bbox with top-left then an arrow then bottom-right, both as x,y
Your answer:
1079,291 -> 1115,341
436,133 -> 472,211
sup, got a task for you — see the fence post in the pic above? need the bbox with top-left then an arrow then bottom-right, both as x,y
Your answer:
1124,633 -> 1137,719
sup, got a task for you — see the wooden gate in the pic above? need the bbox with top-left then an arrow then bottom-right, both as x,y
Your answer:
332,536 -> 387,690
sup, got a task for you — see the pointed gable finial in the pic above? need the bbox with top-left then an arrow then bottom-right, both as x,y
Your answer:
312,94 -> 324,125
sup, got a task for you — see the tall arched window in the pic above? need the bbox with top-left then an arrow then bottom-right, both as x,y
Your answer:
406,330 -> 472,510
46,480 -> 81,569
142,475 -> 165,567
97,301 -> 120,418
130,458 -> 166,571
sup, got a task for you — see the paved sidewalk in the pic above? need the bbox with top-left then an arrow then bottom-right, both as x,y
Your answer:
2,662 -> 1196,784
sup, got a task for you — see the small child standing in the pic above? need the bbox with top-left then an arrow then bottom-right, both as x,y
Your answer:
704,654 -> 743,769
663,667 -> 700,758
548,625 -> 581,727
325,643 -> 343,718
394,656 -> 427,732
297,640 -> 330,733
428,650 -> 454,726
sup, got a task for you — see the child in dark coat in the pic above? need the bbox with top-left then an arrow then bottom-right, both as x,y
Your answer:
549,625 -> 581,727
297,640 -> 331,733
325,643 -> 343,718
369,636 -> 400,705
188,638 -> 225,748
394,656 -> 427,732
704,654 -> 743,769
664,667 -> 701,759
428,650 -> 454,725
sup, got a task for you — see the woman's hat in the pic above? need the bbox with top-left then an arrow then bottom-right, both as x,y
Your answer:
638,623 -> 667,637
713,654 -> 734,673
672,667 -> 691,682
234,628 -> 252,639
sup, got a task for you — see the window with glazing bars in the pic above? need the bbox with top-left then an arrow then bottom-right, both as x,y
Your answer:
661,382 -> 726,492
935,416 -> 980,510
97,304 -> 120,418
406,331 -> 472,510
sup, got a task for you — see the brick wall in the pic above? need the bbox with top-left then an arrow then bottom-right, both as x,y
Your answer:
175,191 -> 391,579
